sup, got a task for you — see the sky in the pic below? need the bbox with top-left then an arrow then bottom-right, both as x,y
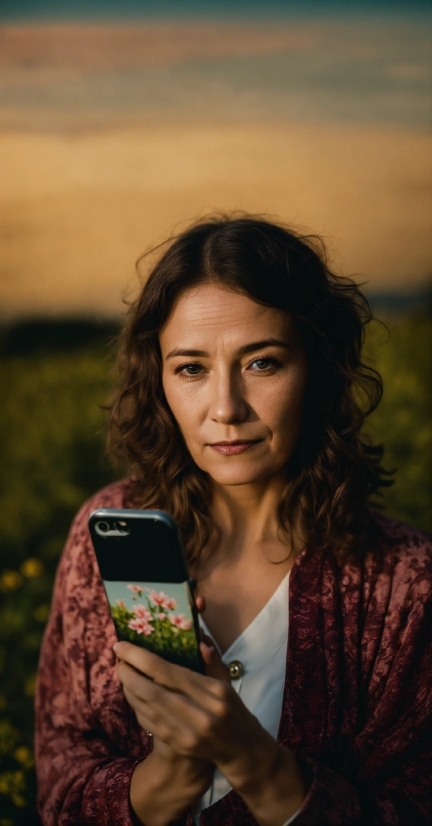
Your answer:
1,1 -> 431,21
0,0 -> 430,317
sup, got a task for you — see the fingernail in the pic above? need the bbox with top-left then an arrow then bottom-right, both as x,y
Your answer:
113,642 -> 121,652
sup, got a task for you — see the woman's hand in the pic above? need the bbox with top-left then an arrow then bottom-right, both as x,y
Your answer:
116,639 -> 305,826
115,636 -> 266,769
118,593 -> 231,761
119,594 -> 233,825
123,636 -> 225,826
128,737 -> 212,826
115,638 -> 237,764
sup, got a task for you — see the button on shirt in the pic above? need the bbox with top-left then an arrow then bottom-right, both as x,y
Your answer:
192,571 -> 302,825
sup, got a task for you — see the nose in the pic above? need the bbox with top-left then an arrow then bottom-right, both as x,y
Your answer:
209,371 -> 249,424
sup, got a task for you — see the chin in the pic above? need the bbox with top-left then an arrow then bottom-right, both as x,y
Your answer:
203,461 -> 277,487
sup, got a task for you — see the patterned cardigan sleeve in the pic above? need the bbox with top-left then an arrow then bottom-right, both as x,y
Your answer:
35,490 -> 148,826
280,529 -> 432,826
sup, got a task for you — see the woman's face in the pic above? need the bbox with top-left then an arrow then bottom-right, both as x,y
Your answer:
160,283 -> 308,488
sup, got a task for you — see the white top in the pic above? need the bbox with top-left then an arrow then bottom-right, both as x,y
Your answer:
192,571 -> 302,825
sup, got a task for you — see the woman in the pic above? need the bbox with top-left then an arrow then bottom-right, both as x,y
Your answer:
36,216 -> 431,826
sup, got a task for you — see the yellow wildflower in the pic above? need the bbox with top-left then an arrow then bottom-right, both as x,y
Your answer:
14,746 -> 34,768
0,571 -> 23,591
20,558 -> 44,578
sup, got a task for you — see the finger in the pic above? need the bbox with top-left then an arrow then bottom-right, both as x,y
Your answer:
122,673 -> 212,756
114,640 -> 221,701
200,641 -> 231,683
117,658 -> 161,703
123,685 -> 155,730
117,658 -> 204,727
122,685 -> 173,748
114,641 -> 186,688
195,595 -> 206,613
117,660 -> 191,735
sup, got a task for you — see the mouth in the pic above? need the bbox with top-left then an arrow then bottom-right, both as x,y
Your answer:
208,439 -> 262,455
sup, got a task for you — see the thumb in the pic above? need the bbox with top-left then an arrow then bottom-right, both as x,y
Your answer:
200,639 -> 231,683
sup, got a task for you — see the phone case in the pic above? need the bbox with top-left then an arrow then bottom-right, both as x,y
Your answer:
88,508 -> 204,673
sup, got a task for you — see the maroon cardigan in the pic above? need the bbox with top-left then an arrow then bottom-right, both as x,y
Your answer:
35,479 -> 432,825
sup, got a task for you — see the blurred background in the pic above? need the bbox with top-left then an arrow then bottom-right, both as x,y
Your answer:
0,1 -> 431,822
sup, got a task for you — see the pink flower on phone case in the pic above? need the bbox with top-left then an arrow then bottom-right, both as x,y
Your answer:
169,613 -> 192,631
127,617 -> 154,636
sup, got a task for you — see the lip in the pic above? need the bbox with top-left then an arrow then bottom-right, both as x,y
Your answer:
208,439 -> 262,455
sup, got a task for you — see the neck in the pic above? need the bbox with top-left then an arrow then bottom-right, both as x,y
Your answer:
209,472 -> 292,563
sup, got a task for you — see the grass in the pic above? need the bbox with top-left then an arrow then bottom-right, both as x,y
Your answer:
363,313 -> 432,531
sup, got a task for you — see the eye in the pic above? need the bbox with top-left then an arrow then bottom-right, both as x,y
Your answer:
248,357 -> 282,372
175,362 -> 204,377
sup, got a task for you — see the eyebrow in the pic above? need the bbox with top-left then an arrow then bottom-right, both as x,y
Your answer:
165,338 -> 291,360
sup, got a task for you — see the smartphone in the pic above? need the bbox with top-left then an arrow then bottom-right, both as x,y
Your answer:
88,508 -> 204,673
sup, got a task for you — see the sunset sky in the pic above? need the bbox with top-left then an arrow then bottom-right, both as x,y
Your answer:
0,1 -> 430,318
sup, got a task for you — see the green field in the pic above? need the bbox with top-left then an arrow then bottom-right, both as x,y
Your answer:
0,314 -> 431,825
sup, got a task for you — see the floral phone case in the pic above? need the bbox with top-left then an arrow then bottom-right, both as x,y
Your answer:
88,508 -> 203,672
104,579 -> 201,669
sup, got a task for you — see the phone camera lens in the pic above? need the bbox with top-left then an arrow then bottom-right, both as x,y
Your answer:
115,520 -> 130,535
97,521 -> 110,533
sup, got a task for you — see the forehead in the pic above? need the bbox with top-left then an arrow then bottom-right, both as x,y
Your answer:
159,283 -> 292,348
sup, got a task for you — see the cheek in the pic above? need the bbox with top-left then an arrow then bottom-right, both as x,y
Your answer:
162,379 -> 202,442
256,374 -> 306,433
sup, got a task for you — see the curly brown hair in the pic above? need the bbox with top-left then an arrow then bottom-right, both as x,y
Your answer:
108,215 -> 391,567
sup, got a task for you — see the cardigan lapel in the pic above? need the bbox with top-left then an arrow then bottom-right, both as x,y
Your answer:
184,546 -> 366,825
279,546 -> 360,763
